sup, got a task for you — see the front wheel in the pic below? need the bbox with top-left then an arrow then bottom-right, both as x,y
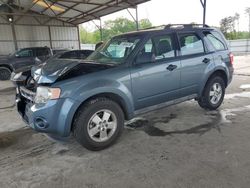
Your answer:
198,76 -> 225,110
0,67 -> 11,80
73,98 -> 124,151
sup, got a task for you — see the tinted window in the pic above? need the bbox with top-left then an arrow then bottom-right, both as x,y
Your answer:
154,35 -> 175,60
179,33 -> 204,56
204,31 -> 226,51
60,51 -> 78,59
79,50 -> 93,59
36,48 -> 49,56
137,34 -> 175,64
16,49 -> 33,57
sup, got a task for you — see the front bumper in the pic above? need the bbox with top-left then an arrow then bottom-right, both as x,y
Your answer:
16,87 -> 77,137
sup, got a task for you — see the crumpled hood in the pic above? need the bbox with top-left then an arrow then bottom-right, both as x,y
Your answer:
32,59 -> 113,84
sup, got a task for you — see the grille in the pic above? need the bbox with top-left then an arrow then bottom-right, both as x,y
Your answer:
20,86 -> 36,102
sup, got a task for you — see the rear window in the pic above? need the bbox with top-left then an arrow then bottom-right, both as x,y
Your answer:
204,31 -> 227,51
179,33 -> 205,56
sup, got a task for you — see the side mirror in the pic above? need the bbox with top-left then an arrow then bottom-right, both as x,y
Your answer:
95,41 -> 104,50
15,54 -> 20,58
135,52 -> 155,65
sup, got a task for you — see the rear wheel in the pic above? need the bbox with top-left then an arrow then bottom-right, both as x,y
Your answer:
0,67 -> 11,80
198,76 -> 225,110
73,97 -> 124,151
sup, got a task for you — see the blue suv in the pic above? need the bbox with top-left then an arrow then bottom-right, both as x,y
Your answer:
15,24 -> 234,150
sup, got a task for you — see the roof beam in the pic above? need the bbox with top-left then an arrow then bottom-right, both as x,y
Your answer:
59,0 -> 122,7
41,0 -> 59,13
69,0 -> 130,24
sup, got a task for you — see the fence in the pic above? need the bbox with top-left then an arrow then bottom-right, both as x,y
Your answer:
228,39 -> 250,55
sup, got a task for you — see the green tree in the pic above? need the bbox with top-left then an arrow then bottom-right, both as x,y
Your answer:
79,26 -> 95,43
139,18 -> 152,29
79,17 -> 153,43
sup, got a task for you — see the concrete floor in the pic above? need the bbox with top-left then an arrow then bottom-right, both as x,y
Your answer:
0,56 -> 250,188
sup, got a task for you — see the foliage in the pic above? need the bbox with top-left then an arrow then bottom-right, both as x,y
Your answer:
80,18 -> 152,44
220,10 -> 250,40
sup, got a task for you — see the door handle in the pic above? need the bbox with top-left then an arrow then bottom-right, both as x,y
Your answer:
202,58 -> 210,64
166,64 -> 177,71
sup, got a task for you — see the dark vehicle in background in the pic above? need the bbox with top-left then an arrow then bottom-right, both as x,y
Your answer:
56,50 -> 94,59
0,47 -> 52,80
16,24 -> 234,151
12,49 -> 94,86
52,49 -> 69,55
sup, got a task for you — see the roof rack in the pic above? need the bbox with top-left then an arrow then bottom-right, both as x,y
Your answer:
164,24 -> 210,29
139,25 -> 166,31
139,24 -> 210,31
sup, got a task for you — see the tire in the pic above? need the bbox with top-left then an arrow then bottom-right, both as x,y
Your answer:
198,76 -> 225,110
73,97 -> 124,151
0,67 -> 11,80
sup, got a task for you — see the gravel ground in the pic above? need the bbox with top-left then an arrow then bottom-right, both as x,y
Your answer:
0,56 -> 250,188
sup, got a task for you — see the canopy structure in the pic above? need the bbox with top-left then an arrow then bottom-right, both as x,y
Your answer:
0,0 -> 150,26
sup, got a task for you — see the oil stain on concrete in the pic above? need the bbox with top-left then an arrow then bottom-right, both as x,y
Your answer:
126,111 -> 224,137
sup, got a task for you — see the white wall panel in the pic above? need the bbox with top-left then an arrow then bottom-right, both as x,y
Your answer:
0,25 -> 13,40
15,26 -> 49,40
17,41 -> 50,49
50,27 -> 78,40
0,17 -> 7,24
0,42 -> 15,55
52,41 -> 79,50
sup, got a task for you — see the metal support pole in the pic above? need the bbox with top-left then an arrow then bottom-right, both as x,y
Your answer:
200,0 -> 207,26
77,25 -> 81,49
11,23 -> 18,51
127,7 -> 139,31
100,19 -> 103,41
48,26 -> 53,49
135,6 -> 139,31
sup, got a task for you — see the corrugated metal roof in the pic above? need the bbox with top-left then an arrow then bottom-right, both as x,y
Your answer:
0,0 -> 150,25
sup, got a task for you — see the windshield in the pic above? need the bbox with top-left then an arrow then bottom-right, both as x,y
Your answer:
87,35 -> 141,64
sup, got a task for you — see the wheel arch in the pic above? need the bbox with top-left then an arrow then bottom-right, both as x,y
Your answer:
199,69 -> 228,97
0,64 -> 13,72
70,92 -> 133,131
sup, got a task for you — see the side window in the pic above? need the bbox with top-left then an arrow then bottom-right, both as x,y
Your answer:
36,48 -> 49,56
60,51 -> 78,59
136,34 -> 175,64
154,35 -> 175,60
179,33 -> 204,56
16,49 -> 33,57
204,31 -> 226,51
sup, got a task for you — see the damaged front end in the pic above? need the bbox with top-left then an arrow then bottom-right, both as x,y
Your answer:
14,59 -> 114,136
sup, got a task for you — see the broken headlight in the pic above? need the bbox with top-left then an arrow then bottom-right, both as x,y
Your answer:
34,86 -> 61,104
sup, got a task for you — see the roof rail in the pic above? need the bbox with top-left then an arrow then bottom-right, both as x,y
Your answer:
164,24 -> 210,29
139,25 -> 166,31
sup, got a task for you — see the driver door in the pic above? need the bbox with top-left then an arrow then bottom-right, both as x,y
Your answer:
130,33 -> 181,110
12,48 -> 35,70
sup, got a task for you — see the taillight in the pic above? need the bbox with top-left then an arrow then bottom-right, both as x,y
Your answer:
229,53 -> 234,66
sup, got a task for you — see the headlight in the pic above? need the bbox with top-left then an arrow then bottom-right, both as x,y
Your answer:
34,86 -> 61,104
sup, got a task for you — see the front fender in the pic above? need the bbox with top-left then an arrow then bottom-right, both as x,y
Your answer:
63,79 -> 134,128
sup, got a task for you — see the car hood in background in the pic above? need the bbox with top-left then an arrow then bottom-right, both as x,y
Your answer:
33,59 -> 113,84
0,56 -> 10,63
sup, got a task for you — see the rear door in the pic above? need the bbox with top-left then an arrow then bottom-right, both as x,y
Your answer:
131,33 -> 181,110
177,32 -> 214,96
